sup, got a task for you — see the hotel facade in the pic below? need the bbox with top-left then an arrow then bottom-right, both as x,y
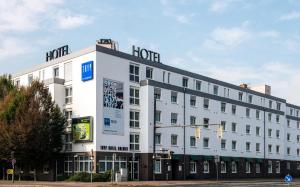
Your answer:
13,40 -> 300,180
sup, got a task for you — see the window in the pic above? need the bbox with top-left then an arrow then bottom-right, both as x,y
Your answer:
297,110 -> 299,117
276,115 -> 280,123
232,140 -> 236,150
74,156 -> 93,172
28,74 -> 33,84
155,110 -> 161,123
248,95 -> 252,104
182,77 -> 188,87
43,165 -> 50,174
256,110 -> 260,119
276,130 -> 280,138
232,105 -> 236,115
290,108 -> 294,116
276,161 -> 280,174
129,64 -> 139,82
171,113 -> 178,124
155,133 -> 161,145
268,113 -> 272,122
213,85 -> 219,95
297,163 -> 300,170
221,102 -> 226,112
190,95 -> 196,106
246,108 -> 250,118
287,119 -> 290,127
256,143 -> 260,152
130,87 -> 139,105
64,156 -> 72,173
232,123 -> 237,133
297,149 -> 300,156
15,79 -> 20,87
171,134 -> 178,146
246,125 -> 250,134
268,161 -> 272,173
190,116 -> 196,125
196,81 -> 201,91
246,142 -> 250,151
268,144 -> 272,154
221,139 -> 226,149
154,88 -> 161,100
231,161 -> 237,173
220,161 -> 226,173
146,67 -> 153,79
189,161 -> 197,174
190,136 -> 196,147
297,135 -> 300,143
276,145 -> 280,154
298,121 -> 300,129
171,91 -> 177,103
65,87 -> 72,104
203,118 -> 209,129
163,71 -> 165,83
220,121 -> 226,131
245,162 -> 251,173
53,67 -> 59,78
130,133 -> 140,151
256,163 -> 261,173
268,129 -> 272,137
276,102 -> 281,110
256,127 -> 260,136
203,161 -> 209,173
154,160 -> 161,174
287,162 -> 291,170
287,147 -> 291,155
287,133 -> 291,141
203,98 -> 209,109
167,72 -> 170,83
238,92 -> 243,101
269,100 -> 272,108
98,156 -> 127,173
130,111 -> 139,128
203,138 -> 209,148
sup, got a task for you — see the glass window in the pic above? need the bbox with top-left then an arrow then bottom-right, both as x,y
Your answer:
65,87 -> 72,104
276,145 -> 280,154
256,127 -> 260,136
287,162 -> 290,170
196,81 -> 201,91
130,87 -> 139,105
221,139 -> 226,149
238,92 -> 243,101
268,129 -> 272,137
53,67 -> 59,78
268,113 -> 272,122
154,88 -> 161,100
213,85 -> 219,95
155,110 -> 161,123
203,118 -> 209,129
220,161 -> 226,173
182,77 -> 188,87
190,161 -> 197,174
203,138 -> 209,148
255,163 -> 261,173
268,161 -> 272,173
146,67 -> 153,79
268,144 -> 272,153
154,160 -> 161,174
28,74 -> 33,84
248,95 -> 252,104
276,115 -> 280,123
276,102 -> 281,110
287,120 -> 290,127
203,161 -> 209,173
246,108 -> 250,118
246,162 -> 251,173
190,136 -> 196,147
231,161 -> 237,173
287,147 -> 291,155
155,133 -> 161,145
287,133 -> 291,141
171,91 -> 177,103
256,110 -> 260,119
256,143 -> 260,152
232,123 -> 237,132
171,134 -> 178,146
190,116 -> 196,125
276,130 -> 280,138
130,133 -> 140,151
221,102 -> 226,112
269,100 -> 272,108
246,125 -> 250,134
232,105 -> 236,115
190,95 -> 196,106
232,141 -> 236,150
246,142 -> 250,151
203,98 -> 209,109
129,64 -> 139,82
221,121 -> 226,131
171,113 -> 178,124
130,111 -> 139,128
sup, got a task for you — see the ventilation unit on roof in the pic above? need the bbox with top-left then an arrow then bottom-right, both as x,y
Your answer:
96,39 -> 119,50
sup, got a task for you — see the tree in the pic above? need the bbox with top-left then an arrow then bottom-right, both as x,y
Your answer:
0,77 -> 66,174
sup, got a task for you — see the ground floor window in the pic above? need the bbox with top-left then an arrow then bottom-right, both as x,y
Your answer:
231,161 -> 237,173
255,163 -> 261,173
276,161 -> 280,173
189,161 -> 197,174
220,161 -> 226,173
74,156 -> 92,173
99,156 -> 127,173
64,156 -> 72,174
297,162 -> 300,170
43,164 -> 49,174
268,161 -> 272,173
154,160 -> 161,174
203,161 -> 209,173
287,162 -> 291,170
245,162 -> 251,173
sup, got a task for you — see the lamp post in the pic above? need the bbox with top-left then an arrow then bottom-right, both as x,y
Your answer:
90,149 -> 94,183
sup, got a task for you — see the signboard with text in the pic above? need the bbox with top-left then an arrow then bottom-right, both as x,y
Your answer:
81,61 -> 94,81
72,117 -> 93,143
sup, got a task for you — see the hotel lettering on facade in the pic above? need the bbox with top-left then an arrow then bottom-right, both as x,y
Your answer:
13,39 -> 300,180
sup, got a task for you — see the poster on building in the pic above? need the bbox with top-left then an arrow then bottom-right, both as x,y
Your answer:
103,78 -> 124,135
72,117 -> 93,142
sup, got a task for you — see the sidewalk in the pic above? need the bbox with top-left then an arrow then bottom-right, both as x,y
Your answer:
0,178 -> 295,187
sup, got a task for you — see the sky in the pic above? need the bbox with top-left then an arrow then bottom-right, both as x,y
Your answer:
0,0 -> 300,105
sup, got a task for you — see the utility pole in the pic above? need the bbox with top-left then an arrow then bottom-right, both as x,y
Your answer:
183,88 -> 186,180
152,94 -> 157,181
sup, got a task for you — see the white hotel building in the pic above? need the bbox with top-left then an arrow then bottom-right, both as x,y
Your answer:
13,40 -> 300,180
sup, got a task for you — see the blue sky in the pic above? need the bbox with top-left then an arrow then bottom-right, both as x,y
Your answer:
0,0 -> 300,104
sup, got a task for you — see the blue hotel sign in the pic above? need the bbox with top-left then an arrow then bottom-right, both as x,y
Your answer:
81,61 -> 93,81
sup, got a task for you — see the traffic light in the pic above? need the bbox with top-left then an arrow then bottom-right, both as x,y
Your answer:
195,127 -> 201,139
168,150 -> 174,159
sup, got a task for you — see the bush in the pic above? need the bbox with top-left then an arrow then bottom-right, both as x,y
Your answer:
67,170 -> 111,182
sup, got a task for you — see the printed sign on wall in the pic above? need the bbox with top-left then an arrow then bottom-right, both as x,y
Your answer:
72,117 -> 93,142
81,61 -> 93,81
103,78 -> 124,135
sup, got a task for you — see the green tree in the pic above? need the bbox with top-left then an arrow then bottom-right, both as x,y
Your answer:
0,77 -> 66,173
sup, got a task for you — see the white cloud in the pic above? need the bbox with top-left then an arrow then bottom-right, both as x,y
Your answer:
202,26 -> 251,50
54,11 -> 92,29
279,11 -> 300,21
209,0 -> 241,13
0,37 -> 31,60
258,30 -> 280,38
